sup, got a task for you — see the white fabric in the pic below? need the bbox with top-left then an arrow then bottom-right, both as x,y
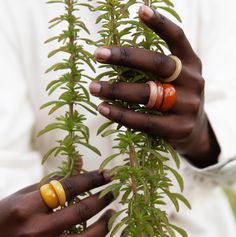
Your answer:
0,0 -> 236,236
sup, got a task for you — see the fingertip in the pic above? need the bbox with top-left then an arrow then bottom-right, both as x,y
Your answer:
98,103 -> 111,117
89,81 -> 102,95
139,5 -> 155,21
94,47 -> 112,62
100,209 -> 116,221
102,169 -> 112,182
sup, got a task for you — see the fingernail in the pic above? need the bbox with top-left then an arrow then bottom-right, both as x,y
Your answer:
94,47 -> 111,62
139,5 -> 154,19
102,169 -> 112,182
98,104 -> 110,116
89,82 -> 102,95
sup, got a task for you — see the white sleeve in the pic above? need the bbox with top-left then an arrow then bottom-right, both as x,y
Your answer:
179,0 -> 236,183
0,1 -> 43,199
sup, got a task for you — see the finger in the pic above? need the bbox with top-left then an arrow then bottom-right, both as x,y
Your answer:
59,209 -> 115,237
15,183 -> 38,195
94,46 -> 177,80
16,176 -> 62,195
139,5 -> 197,62
31,170 -> 111,212
60,170 -> 111,201
97,102 -> 188,140
45,192 -> 114,235
90,81 -> 150,104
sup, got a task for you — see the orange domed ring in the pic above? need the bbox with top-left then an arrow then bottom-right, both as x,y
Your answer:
159,84 -> 177,112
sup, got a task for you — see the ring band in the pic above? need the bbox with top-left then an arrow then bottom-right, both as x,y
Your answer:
40,183 -> 60,209
50,180 -> 66,206
164,55 -> 182,83
153,81 -> 164,110
146,81 -> 158,109
146,81 -> 176,112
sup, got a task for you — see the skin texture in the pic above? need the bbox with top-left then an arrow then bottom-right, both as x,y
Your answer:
0,171 -> 115,237
89,6 -> 220,168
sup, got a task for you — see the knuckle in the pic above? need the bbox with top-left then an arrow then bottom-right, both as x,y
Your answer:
119,47 -> 130,65
156,13 -> 166,28
115,110 -> 125,124
188,71 -> 205,94
194,55 -> 202,71
153,53 -> 168,72
62,179 -> 74,200
190,98 -> 201,115
87,172 -> 100,187
173,28 -> 186,43
195,76 -> 205,94
76,202 -> 90,221
10,200 -> 28,221
108,83 -> 118,98
143,118 -> 155,135
181,122 -> 195,138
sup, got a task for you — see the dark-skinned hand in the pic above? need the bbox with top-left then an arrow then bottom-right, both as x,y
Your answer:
0,171 -> 115,237
89,5 -> 220,168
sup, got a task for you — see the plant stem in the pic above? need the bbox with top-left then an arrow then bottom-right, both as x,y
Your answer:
110,4 -> 119,46
144,0 -> 150,6
67,0 -> 77,176
129,143 -> 137,196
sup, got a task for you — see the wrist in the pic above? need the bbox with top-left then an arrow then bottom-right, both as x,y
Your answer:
183,116 -> 220,168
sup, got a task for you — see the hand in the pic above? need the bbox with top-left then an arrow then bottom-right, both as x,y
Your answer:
0,171 -> 115,237
89,6 -> 220,168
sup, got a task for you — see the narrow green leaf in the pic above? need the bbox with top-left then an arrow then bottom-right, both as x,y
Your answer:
99,153 -> 120,172
174,193 -> 191,210
166,166 -> 184,192
166,143 -> 180,169
41,147 -> 59,164
77,141 -> 101,156
170,224 -> 188,237
108,209 -> 126,231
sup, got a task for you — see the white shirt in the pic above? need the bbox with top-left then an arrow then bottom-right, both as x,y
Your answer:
0,0 -> 236,236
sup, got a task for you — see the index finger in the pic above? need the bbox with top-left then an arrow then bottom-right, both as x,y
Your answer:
35,170 -> 111,211
60,170 -> 111,201
139,5 -> 196,62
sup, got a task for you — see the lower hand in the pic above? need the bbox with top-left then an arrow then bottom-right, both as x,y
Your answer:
0,171 -> 114,237
89,6 -> 220,168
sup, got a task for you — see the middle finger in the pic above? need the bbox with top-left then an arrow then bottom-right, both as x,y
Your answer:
44,191 -> 114,236
95,46 -> 181,82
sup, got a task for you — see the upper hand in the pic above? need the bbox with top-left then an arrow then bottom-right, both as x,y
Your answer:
0,171 -> 114,237
89,6 -> 220,168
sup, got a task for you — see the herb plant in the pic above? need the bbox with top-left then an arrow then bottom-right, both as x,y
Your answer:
38,0 -> 100,234
39,0 -> 191,236
94,1 -> 191,236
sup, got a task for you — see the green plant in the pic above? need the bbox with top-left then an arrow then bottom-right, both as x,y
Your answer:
38,0 -> 100,234
94,1 -> 190,236
39,0 -> 191,236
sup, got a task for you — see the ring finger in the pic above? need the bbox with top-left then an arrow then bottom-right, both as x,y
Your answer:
89,81 -> 194,114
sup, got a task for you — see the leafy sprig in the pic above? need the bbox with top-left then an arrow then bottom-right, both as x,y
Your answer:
94,1 -> 189,236
39,0 -> 99,234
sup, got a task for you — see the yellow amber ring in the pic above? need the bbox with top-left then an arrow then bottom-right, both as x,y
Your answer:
50,180 -> 66,206
40,183 -> 60,209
